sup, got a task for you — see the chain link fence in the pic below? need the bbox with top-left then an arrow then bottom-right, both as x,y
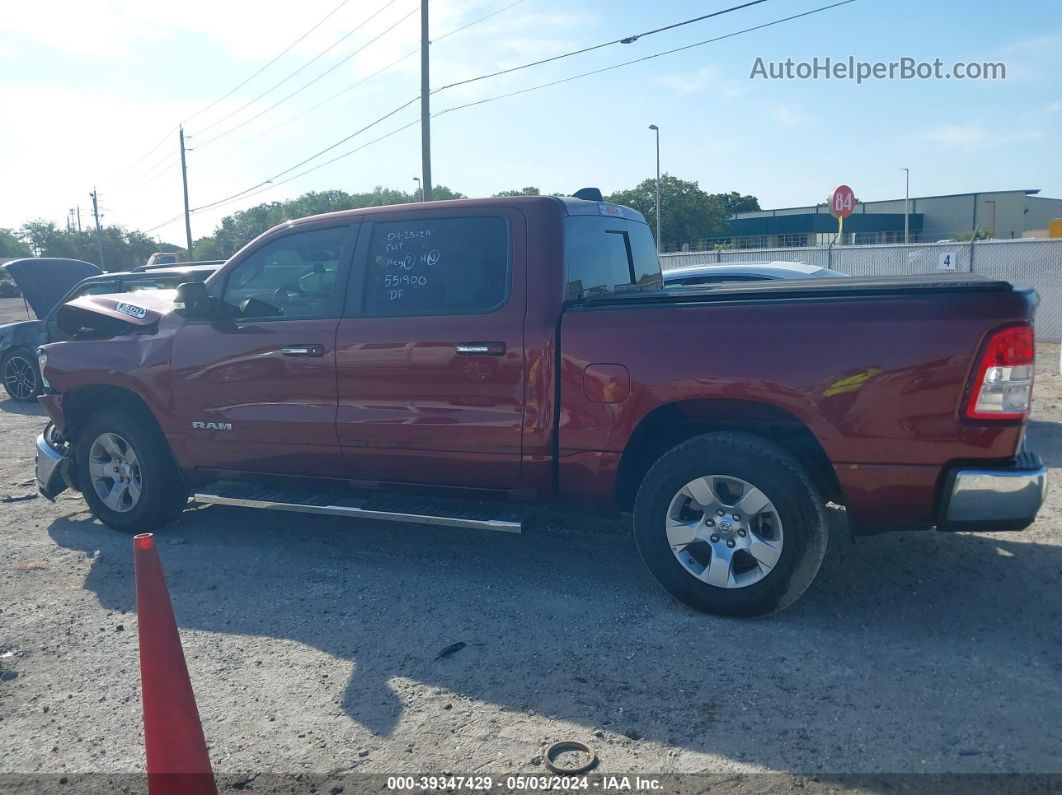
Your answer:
661,238 -> 1062,341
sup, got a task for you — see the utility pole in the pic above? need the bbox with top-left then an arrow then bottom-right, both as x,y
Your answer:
649,124 -> 661,253
179,126 -> 194,257
76,204 -> 82,234
900,167 -> 910,244
89,188 -> 105,268
420,0 -> 433,202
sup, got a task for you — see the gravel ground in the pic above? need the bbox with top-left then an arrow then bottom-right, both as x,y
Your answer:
0,296 -> 1060,789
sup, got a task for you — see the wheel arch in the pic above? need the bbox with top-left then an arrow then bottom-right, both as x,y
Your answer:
615,398 -> 842,511
62,384 -> 160,442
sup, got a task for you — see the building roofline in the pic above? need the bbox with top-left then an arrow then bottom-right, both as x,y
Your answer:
734,188 -> 1045,217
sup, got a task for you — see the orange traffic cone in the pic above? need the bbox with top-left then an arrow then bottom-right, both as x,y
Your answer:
133,533 -> 218,795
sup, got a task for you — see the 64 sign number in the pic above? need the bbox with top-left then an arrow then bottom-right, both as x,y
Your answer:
829,185 -> 857,219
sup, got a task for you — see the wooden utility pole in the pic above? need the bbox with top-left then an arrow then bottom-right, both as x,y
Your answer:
90,188 -> 105,268
420,0 -> 432,202
179,126 -> 194,257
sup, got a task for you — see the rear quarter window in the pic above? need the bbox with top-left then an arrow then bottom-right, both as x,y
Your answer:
564,216 -> 662,300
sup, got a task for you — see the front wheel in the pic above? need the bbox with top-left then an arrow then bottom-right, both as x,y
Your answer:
75,407 -> 187,533
633,432 -> 828,617
3,349 -> 41,402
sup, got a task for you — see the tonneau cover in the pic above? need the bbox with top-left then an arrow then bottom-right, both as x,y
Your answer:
578,273 -> 1026,307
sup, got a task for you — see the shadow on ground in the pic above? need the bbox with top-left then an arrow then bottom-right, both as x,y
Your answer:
48,493 -> 1062,770
0,398 -> 46,417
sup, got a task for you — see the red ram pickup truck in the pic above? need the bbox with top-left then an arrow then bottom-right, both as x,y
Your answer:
34,193 -> 1046,616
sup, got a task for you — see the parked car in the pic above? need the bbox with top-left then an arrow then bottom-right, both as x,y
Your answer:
130,260 -> 225,273
0,260 -> 218,401
144,252 -> 180,267
664,261 -> 848,287
34,194 -> 1045,617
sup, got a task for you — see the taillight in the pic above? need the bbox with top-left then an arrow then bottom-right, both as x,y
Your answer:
965,324 -> 1034,420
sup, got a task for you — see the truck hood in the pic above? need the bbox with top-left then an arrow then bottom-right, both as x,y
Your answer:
56,290 -> 176,338
4,258 -> 101,318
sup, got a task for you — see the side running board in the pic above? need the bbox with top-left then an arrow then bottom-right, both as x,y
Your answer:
192,484 -> 522,533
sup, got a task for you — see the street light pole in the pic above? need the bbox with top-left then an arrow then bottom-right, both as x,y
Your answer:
900,167 -> 910,244
419,0 -> 433,202
985,199 -> 997,238
649,124 -> 661,253
413,177 -> 421,202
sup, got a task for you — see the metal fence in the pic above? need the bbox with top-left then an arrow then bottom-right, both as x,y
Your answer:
660,238 -> 1062,341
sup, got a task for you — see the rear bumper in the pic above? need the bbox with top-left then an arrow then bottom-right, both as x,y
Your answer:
938,452 -> 1047,532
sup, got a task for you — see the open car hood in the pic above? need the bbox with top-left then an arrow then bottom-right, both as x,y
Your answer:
56,290 -> 175,339
4,258 -> 101,318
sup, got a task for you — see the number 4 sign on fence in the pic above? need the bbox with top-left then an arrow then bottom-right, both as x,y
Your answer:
938,251 -> 957,271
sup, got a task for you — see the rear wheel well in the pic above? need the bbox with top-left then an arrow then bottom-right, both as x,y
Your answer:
615,400 -> 842,511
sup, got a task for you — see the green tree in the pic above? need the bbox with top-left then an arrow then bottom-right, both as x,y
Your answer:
190,184 -> 467,259
0,228 -> 30,258
17,219 -> 180,271
493,187 -> 541,197
608,175 -> 728,250
712,191 -> 760,215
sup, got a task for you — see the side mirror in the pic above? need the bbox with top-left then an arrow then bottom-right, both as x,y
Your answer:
174,281 -> 211,318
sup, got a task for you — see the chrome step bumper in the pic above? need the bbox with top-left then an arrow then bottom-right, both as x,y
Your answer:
193,484 -> 522,533
938,451 -> 1047,532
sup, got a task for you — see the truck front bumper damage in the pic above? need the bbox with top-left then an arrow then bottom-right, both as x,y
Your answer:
36,426 -> 72,500
939,451 -> 1047,532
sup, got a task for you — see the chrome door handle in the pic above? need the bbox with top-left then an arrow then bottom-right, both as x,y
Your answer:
281,344 -> 325,357
455,342 -> 506,356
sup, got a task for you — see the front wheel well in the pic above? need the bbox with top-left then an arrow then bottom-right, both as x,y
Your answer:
615,400 -> 842,511
62,385 -> 158,442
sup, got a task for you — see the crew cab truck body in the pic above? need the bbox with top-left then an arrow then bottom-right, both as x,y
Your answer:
34,195 -> 1046,616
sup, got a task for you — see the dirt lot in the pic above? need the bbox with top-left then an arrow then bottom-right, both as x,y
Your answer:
0,296 -> 1060,789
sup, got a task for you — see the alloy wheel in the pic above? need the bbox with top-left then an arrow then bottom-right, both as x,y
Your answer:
665,475 -> 784,588
88,432 -> 143,513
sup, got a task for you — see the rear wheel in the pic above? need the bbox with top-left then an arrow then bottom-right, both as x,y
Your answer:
3,349 -> 41,402
75,407 -> 187,532
633,432 -> 828,617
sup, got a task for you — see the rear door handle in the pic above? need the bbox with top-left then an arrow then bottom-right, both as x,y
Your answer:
281,344 -> 326,357
455,342 -> 506,356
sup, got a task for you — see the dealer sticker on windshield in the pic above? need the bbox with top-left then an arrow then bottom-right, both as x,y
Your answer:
114,302 -> 147,319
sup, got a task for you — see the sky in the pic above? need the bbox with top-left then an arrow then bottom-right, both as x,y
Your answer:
1,0 -> 1059,245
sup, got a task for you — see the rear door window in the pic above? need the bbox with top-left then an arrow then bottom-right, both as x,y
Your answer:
359,216 -> 510,316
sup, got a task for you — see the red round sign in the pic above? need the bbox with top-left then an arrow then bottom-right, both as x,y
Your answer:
829,185 -> 857,219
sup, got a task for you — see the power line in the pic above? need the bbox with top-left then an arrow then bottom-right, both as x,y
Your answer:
188,0 -> 770,208
193,3 -> 417,149
191,0 -> 530,168
184,0 -> 354,125
144,0 -> 855,228
106,1 -> 356,184
191,96 -> 421,212
435,1 -> 858,117
191,0 -> 404,138
121,151 -> 181,193
142,211 -> 187,235
104,127 -> 177,185
435,0 -> 770,93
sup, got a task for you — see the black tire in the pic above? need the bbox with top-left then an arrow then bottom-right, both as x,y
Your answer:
633,432 -> 828,618
2,348 -> 41,402
75,406 -> 187,533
